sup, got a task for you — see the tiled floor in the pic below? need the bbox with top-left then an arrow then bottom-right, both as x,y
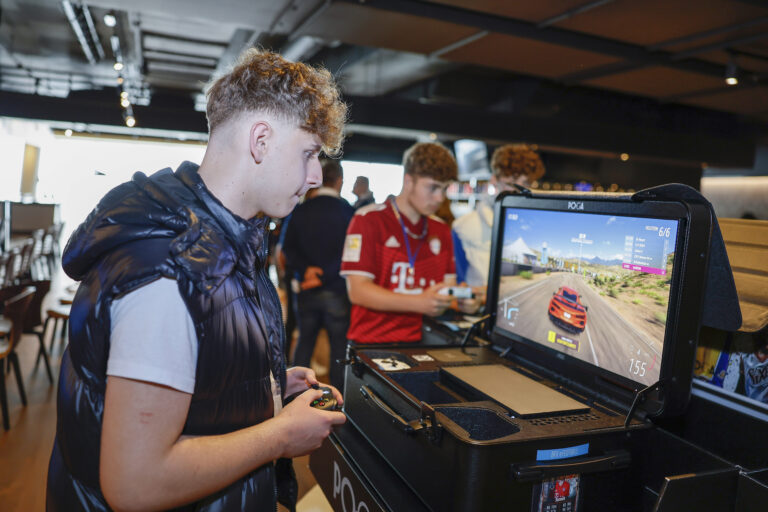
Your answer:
0,270 -> 333,511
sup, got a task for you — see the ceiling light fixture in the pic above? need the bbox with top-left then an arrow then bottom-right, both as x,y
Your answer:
113,62 -> 124,71
120,98 -> 130,108
103,13 -> 117,28
123,105 -> 136,127
725,55 -> 739,86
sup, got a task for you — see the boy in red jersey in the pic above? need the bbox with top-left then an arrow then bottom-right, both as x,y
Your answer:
341,142 -> 478,343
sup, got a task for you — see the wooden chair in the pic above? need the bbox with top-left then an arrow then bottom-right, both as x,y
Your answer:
5,280 -> 56,385
40,226 -> 56,278
29,229 -> 47,281
51,222 -> 64,261
14,237 -> 39,284
44,303 -> 71,357
40,223 -> 65,278
0,252 -> 8,288
2,248 -> 21,288
0,286 -> 35,430
22,281 -> 55,384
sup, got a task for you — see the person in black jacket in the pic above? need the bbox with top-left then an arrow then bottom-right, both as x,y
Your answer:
46,49 -> 347,512
283,158 -> 355,391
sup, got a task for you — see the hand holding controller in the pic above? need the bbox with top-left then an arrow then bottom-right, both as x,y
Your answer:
438,286 -> 475,299
309,386 -> 338,411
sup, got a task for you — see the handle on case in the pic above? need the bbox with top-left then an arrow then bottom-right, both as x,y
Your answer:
359,385 -> 422,434
511,450 -> 631,482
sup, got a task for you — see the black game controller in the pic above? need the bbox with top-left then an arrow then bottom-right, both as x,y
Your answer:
309,386 -> 338,411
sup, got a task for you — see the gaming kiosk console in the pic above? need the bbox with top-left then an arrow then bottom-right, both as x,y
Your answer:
311,185 -> 761,511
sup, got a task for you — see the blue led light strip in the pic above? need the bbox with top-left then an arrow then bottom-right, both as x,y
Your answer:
536,443 -> 589,461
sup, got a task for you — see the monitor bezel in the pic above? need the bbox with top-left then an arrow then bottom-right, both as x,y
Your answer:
485,191 -> 706,416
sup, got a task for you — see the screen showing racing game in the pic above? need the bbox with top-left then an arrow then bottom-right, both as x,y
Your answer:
494,208 -> 679,386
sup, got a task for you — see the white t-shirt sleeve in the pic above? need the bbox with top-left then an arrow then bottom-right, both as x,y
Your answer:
107,278 -> 198,394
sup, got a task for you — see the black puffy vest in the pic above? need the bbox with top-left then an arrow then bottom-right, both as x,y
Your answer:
46,162 -> 296,511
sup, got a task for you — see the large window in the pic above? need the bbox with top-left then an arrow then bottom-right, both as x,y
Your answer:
36,135 -> 205,240
339,160 -> 403,205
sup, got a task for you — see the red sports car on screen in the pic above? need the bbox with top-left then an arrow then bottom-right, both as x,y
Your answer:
548,286 -> 588,333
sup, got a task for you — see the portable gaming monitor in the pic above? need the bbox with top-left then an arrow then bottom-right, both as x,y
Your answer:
486,190 -> 711,415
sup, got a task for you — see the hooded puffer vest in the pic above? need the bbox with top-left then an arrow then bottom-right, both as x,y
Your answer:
46,162 -> 296,511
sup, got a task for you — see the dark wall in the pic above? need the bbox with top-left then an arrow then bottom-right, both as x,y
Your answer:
539,153 -> 702,191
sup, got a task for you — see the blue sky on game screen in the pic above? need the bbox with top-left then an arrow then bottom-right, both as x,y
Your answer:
503,209 -> 678,273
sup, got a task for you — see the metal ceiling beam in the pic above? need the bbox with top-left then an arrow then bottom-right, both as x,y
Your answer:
141,31 -> 229,49
146,61 -> 215,75
648,15 -> 768,51
672,31 -> 768,60
143,51 -> 219,67
732,48 -> 768,63
277,1 -> 333,62
429,31 -> 489,59
287,0 -> 332,37
211,28 -> 257,82
559,61 -> 644,85
78,0 -> 278,33
126,11 -> 144,83
308,43 -> 378,77
537,0 -> 616,29
145,57 -> 216,70
335,0 -> 752,83
338,50 -> 460,96
564,24 -> 768,84
61,0 -> 105,65
560,15 -> 768,87
281,36 -> 326,62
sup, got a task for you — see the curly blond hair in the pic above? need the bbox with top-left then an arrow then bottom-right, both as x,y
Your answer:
402,142 -> 458,182
490,144 -> 545,181
205,48 -> 347,156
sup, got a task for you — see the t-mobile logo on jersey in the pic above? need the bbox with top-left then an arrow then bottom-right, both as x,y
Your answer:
391,262 -> 433,294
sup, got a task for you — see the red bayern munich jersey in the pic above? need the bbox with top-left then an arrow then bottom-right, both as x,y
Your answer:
340,201 -> 455,343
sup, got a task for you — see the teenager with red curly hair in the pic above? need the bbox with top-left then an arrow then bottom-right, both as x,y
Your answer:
47,49 -> 347,511
453,144 -> 546,288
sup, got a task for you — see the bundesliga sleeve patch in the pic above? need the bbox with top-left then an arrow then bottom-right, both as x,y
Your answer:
342,234 -> 363,262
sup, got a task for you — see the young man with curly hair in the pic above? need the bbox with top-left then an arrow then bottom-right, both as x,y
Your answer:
341,142 -> 477,344
47,49 -> 347,512
453,143 -> 546,288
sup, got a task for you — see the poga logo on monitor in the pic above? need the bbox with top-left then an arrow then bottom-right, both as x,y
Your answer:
567,201 -> 584,210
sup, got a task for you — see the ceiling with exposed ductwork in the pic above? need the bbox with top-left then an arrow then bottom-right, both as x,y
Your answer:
1,0 -> 767,172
